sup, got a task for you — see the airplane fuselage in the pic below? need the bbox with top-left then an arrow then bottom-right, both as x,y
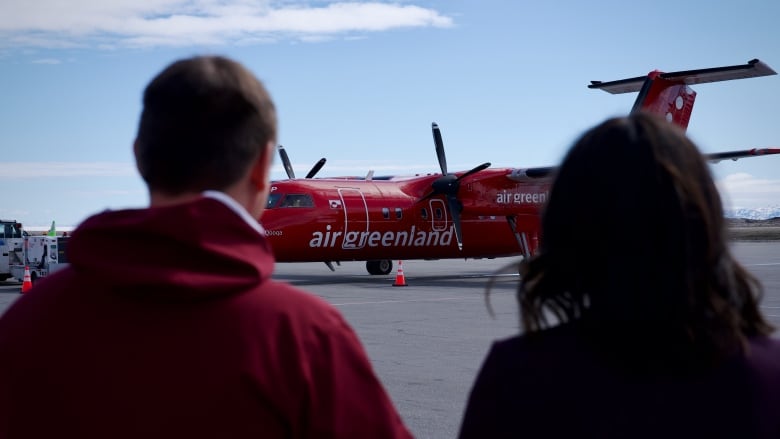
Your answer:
261,168 -> 549,263
262,59 -> 778,274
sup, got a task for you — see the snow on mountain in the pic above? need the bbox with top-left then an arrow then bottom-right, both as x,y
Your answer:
724,206 -> 780,220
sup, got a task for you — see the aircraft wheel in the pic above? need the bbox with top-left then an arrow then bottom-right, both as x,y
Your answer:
377,259 -> 393,275
366,259 -> 393,275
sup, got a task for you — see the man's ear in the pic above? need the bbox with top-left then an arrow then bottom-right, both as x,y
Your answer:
250,141 -> 275,190
133,140 -> 143,176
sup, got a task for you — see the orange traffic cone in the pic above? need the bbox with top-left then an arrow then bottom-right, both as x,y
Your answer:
393,260 -> 407,287
21,266 -> 33,294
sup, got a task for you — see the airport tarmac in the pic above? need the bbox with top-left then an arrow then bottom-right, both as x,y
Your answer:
1,241 -> 779,439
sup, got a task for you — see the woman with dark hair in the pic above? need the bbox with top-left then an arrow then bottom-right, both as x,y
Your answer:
459,112 -> 780,438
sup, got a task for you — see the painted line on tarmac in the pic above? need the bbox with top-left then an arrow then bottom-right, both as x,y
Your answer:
745,262 -> 780,266
332,297 -> 479,307
461,273 -> 519,279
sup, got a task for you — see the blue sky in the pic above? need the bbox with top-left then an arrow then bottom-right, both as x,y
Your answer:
1,0 -> 779,227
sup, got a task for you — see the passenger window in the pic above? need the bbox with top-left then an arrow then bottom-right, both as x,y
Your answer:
420,208 -> 428,220
435,207 -> 443,219
395,208 -> 402,219
382,208 -> 390,219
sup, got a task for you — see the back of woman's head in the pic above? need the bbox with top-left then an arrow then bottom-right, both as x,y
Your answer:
520,112 -> 772,364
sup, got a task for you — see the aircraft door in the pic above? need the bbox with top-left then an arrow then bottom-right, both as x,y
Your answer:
429,199 -> 448,232
338,188 -> 369,249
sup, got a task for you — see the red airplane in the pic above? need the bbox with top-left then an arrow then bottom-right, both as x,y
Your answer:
262,59 -> 779,275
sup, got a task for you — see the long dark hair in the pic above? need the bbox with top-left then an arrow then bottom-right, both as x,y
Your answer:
517,112 -> 773,365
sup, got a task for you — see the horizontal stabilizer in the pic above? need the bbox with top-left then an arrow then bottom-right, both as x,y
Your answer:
706,148 -> 780,163
589,59 -> 776,94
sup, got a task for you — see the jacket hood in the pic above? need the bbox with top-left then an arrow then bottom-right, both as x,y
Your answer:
68,197 -> 275,301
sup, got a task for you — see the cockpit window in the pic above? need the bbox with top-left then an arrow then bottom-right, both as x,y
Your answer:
279,194 -> 314,208
266,193 -> 282,209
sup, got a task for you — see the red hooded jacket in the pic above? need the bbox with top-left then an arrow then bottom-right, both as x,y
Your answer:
0,194 -> 412,438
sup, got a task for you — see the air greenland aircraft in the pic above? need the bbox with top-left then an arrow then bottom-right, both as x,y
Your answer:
261,59 -> 779,275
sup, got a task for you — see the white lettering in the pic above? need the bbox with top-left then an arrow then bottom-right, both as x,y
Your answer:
496,190 -> 549,205
309,231 -> 324,247
330,231 -> 342,247
344,231 -> 360,248
395,231 -> 409,246
381,231 -> 394,246
307,225 -> 458,249
367,231 -> 382,247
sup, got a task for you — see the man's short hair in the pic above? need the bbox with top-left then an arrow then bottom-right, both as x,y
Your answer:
135,56 -> 277,194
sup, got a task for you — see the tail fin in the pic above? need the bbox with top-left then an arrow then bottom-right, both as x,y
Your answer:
588,59 -> 776,130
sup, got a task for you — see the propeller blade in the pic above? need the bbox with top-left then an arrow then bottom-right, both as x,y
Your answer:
456,162 -> 492,181
305,158 -> 326,179
446,194 -> 464,251
432,122 -> 448,175
278,145 -> 295,179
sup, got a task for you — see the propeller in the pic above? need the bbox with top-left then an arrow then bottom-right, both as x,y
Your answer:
420,123 -> 490,250
277,145 -> 326,179
305,158 -> 326,179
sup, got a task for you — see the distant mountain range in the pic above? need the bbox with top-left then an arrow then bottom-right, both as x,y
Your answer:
724,207 -> 780,220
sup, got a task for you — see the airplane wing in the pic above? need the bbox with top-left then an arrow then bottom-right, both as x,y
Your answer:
508,149 -> 779,181
706,148 -> 780,163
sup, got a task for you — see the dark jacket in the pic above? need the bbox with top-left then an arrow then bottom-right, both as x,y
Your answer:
459,322 -> 780,438
0,194 -> 412,439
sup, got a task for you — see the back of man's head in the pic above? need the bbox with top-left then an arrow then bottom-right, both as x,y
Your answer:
135,56 -> 277,195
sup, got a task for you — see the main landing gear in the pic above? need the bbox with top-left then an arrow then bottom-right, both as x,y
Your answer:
366,259 -> 393,275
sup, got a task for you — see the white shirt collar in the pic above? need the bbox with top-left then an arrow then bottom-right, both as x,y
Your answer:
202,190 -> 266,236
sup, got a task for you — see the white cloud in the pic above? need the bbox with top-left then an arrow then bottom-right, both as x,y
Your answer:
0,162 -> 136,178
68,189 -> 146,197
0,1 -> 453,49
716,172 -> 780,209
31,58 -> 62,64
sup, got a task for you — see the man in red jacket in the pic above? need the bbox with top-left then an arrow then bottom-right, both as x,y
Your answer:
0,56 -> 412,439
